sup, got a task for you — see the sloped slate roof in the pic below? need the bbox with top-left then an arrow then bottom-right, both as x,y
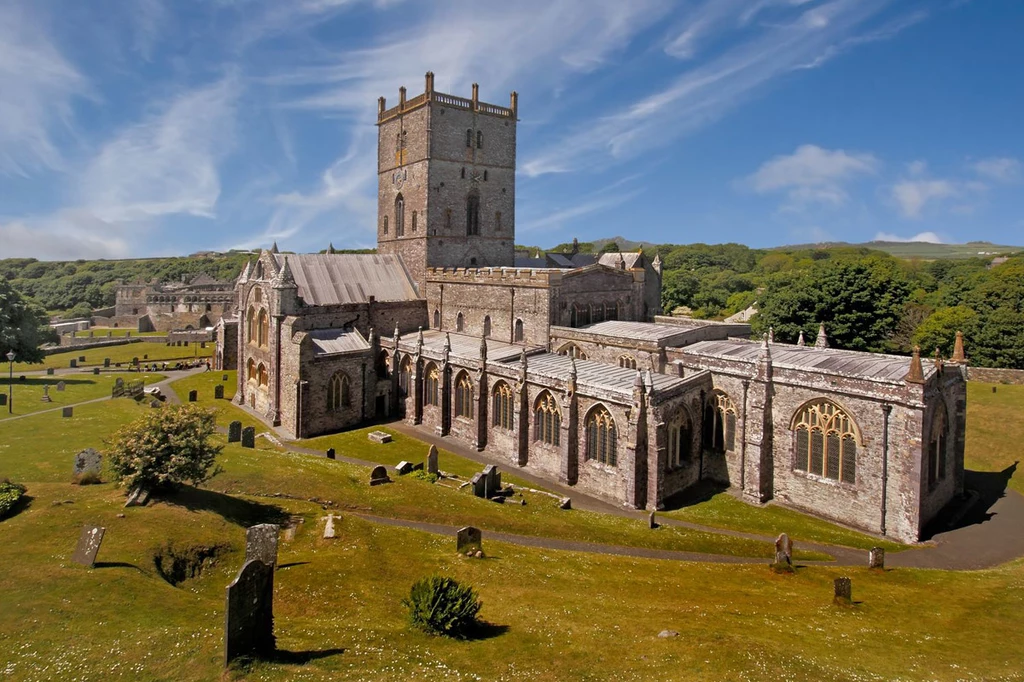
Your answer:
569,320 -> 714,343
308,328 -> 369,355
274,253 -> 418,305
598,252 -> 642,269
398,330 -> 531,363
492,352 -> 690,396
683,339 -> 935,383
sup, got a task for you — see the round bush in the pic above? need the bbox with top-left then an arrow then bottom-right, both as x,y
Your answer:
0,480 -> 27,519
403,575 -> 482,638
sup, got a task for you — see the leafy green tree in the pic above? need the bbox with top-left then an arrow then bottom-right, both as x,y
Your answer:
913,306 -> 979,358
601,241 -> 621,253
0,279 -> 53,364
107,405 -> 222,493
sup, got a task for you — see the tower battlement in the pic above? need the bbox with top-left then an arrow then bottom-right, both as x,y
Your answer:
377,72 -> 517,124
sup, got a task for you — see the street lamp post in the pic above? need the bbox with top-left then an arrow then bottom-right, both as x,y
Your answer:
6,351 -> 14,414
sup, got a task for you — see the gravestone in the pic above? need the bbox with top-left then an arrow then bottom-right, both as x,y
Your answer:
200,342 -> 206,349
326,448 -> 336,460
143,354 -> 148,360
89,331 -> 94,338
188,390 -> 198,402
73,448 -> 102,478
368,430 -> 392,444
412,461 -> 423,472
222,374 -> 229,381
151,400 -> 161,409
456,526 -> 482,555
41,385 -> 52,403
92,367 -> 100,375
107,331 -> 112,337
395,461 -> 413,475
104,358 -> 110,368
559,497 -> 572,510
245,524 -> 280,568
427,445 -> 439,475
649,511 -> 657,529
369,465 -> 390,486
834,577 -> 852,605
56,381 -> 65,392
774,533 -> 793,566
78,356 -> 86,362
71,525 -> 106,567
241,427 -> 256,449
69,359 -> 77,368
214,384 -> 224,400
125,486 -> 150,507
483,465 -> 501,497
62,406 -> 73,418
0,394 -> 5,407
224,559 -> 275,666
868,547 -> 885,570
46,368 -> 54,376
323,515 -> 336,540
228,421 -> 242,443
471,472 -> 487,498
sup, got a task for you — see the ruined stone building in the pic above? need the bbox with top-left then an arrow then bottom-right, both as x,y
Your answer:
106,274 -> 236,332
220,73 -> 966,543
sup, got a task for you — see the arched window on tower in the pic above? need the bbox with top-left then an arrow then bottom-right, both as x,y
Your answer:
412,210 -> 417,232
702,392 -> 737,454
476,131 -> 483,149
791,399 -> 859,484
466,191 -> 480,236
492,382 -> 514,430
383,215 -> 388,235
534,392 -> 561,446
395,194 -> 405,237
454,372 -> 473,418
456,312 -> 465,332
466,129 -> 472,147
514,319 -> 524,343
433,309 -> 441,329
483,315 -> 491,338
585,405 -> 617,466
928,402 -> 949,487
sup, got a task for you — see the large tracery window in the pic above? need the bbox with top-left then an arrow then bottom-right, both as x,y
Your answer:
492,382 -> 514,430
534,392 -> 561,447
792,400 -> 859,484
424,363 -> 439,407
256,309 -> 269,348
327,371 -> 350,411
702,392 -> 736,454
454,372 -> 473,418
667,414 -> 692,469
927,402 -> 949,488
585,405 -> 617,466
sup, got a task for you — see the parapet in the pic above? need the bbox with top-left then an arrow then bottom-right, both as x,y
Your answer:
378,71 -> 517,124
425,266 -> 561,287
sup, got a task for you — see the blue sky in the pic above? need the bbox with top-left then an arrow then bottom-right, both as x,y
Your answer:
1,0 -> 1022,260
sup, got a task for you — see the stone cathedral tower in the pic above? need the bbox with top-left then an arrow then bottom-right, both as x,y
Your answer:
376,72 -> 517,292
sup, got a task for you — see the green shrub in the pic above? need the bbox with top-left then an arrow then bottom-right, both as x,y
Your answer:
0,480 -> 27,519
403,576 -> 482,638
71,471 -> 102,486
409,470 -> 438,483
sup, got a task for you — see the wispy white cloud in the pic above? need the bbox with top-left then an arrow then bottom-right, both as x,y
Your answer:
0,211 -> 132,260
744,144 -> 878,207
874,230 -> 945,243
972,156 -> 1021,183
890,179 -> 959,218
0,2 -> 90,176
518,185 -> 645,234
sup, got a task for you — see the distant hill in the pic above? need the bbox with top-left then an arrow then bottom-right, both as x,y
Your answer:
768,240 -> 1023,260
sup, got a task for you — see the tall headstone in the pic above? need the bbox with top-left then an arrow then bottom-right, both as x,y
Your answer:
62,406 -> 73,418
71,525 -> 105,567
73,448 -> 102,478
245,524 -> 280,568
834,577 -> 852,605
188,390 -> 198,402
774,533 -> 793,566
228,421 -> 242,443
483,465 -> 501,497
241,427 -> 256,449
224,559 -> 275,666
369,465 -> 390,486
868,547 -> 885,570
427,444 -> 439,475
104,358 -> 111,368
214,384 -> 225,400
456,526 -> 482,555
471,472 -> 487,498
326,448 -> 336,460
78,355 -> 86,362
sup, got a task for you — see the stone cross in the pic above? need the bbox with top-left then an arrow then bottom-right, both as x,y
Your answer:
456,526 -> 482,555
369,465 -> 390,486
71,525 -> 106,567
241,427 -> 256,449
41,385 -> 52,403
73,448 -> 102,478
470,472 -> 487,498
834,577 -> 852,604
427,444 -> 439,475
245,524 -> 279,568
227,421 -> 242,443
224,559 -> 275,666
774,533 -> 793,565
868,547 -> 885,570
214,385 -> 225,400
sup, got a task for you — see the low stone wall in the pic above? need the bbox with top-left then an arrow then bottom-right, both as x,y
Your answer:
967,366 -> 1024,385
44,338 -> 140,355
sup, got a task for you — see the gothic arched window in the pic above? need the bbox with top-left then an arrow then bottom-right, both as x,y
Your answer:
514,318 -> 524,343
492,382 -> 514,430
466,129 -> 472,147
246,358 -> 256,381
619,355 -> 637,370
246,306 -> 256,343
454,372 -> 473,418
476,130 -> 483,149
433,309 -> 440,329
483,315 -> 491,338
377,350 -> 391,379
534,392 -> 561,446
702,391 -> 736,454
667,412 -> 692,469
383,215 -> 388,235
327,371 -> 351,411
256,310 -> 269,348
556,343 -> 586,360
395,194 -> 405,237
412,210 -> 417,232
466,192 -> 480,236
456,312 -> 465,332
399,356 -> 412,395
257,363 -> 268,388
792,399 -> 859,484
585,405 -> 617,466
424,363 -> 439,406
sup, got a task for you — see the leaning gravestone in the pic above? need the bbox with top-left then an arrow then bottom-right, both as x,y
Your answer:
73,448 -> 102,478
868,547 -> 885,570
369,465 -> 390,486
71,525 -> 106,568
125,486 -> 151,507
224,559 -> 275,666
427,445 -> 439,475
774,533 -> 793,565
215,384 -> 225,400
188,390 -> 198,402
456,526 -> 483,555
228,421 -> 242,443
62,406 -> 73,418
245,524 -> 280,568
56,381 -> 66,392
395,461 -> 413,475
483,465 -> 501,497
834,577 -> 852,605
241,427 -> 256,449
471,472 -> 487,499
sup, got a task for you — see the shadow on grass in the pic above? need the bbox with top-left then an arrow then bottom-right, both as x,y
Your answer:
659,479 -> 729,512
270,648 -> 346,664
94,561 -> 148,573
277,561 -> 310,570
462,621 -> 510,641
156,485 -> 289,527
2,494 -> 34,521
922,462 -> 1018,540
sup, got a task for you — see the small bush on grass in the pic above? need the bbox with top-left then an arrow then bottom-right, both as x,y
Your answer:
71,471 -> 102,486
410,470 -> 439,483
0,480 -> 27,519
403,576 -> 482,638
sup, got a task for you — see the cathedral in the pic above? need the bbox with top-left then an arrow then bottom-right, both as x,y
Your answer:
217,73 -> 967,544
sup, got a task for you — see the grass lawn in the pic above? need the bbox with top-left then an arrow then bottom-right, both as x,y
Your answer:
965,382 -> 1024,495
14,342 -> 212,373
0,373 -> 165,421
169,371 -> 277,434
